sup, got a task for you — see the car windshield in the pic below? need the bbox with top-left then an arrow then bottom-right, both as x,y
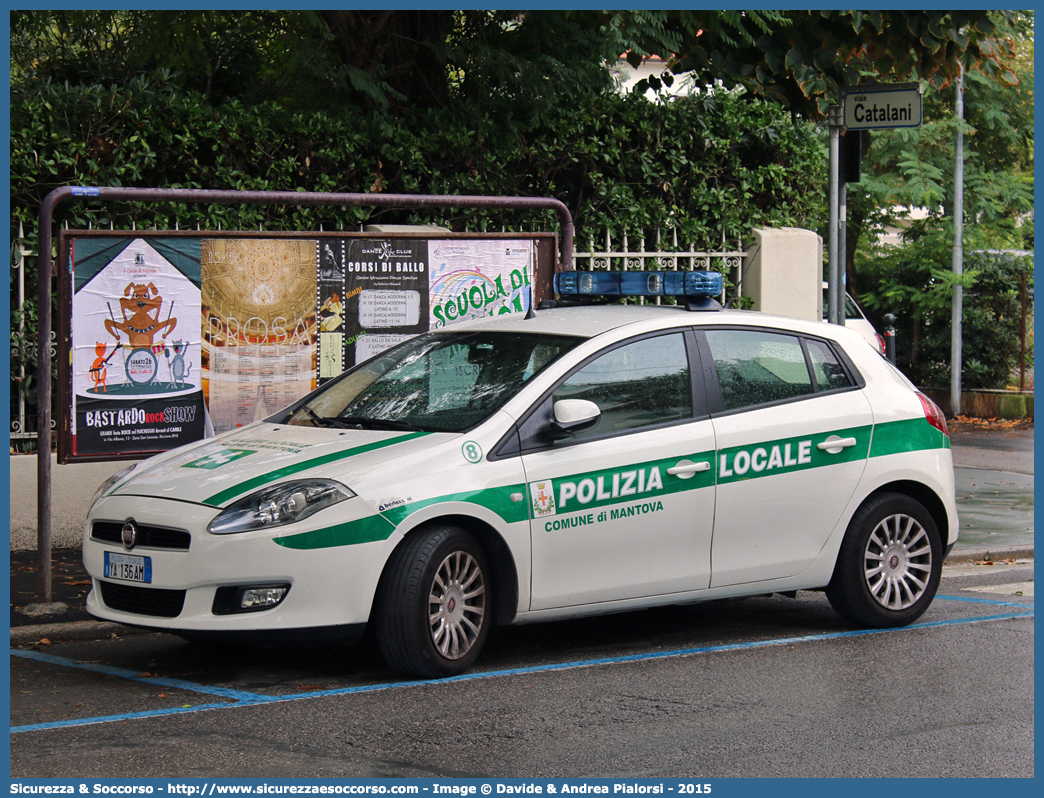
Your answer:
277,331 -> 583,433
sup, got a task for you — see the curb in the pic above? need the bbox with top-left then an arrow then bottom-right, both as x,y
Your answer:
10,546 -> 1031,646
9,621 -> 142,647
943,545 -> 1035,565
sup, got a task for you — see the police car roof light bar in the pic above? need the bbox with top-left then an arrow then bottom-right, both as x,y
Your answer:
553,270 -> 723,311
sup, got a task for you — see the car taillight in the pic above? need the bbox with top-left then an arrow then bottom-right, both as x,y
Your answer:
875,334 -> 886,355
917,392 -> 948,436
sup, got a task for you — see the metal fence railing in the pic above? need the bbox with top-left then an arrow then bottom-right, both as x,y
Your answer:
571,227 -> 745,305
10,221 -> 48,447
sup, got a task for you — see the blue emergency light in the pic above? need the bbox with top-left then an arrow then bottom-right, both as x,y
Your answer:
553,270 -> 724,309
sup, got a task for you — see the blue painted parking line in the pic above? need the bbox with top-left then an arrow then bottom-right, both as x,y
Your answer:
10,595 -> 1033,734
12,647 -> 264,701
936,594 -> 1033,608
10,700 -> 266,734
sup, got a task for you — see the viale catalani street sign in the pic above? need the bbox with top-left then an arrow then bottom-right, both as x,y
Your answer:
843,83 -> 923,130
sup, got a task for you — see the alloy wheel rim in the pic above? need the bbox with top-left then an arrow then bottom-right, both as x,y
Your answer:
428,550 -> 486,660
863,513 -> 932,610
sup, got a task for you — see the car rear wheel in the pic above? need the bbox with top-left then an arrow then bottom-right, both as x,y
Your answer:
375,525 -> 491,678
826,492 -> 942,628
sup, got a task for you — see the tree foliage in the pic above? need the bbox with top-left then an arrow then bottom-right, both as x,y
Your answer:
618,10 -> 1016,117
11,70 -> 824,242
10,8 -> 1031,409
842,10 -> 1033,329
14,10 -> 1015,121
851,13 -> 1033,233
10,10 -> 621,128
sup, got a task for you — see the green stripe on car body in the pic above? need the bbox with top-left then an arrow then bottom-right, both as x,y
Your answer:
274,513 -> 397,550
380,485 -> 531,528
716,425 -> 873,486
203,431 -> 429,507
869,417 -> 951,457
273,483 -> 529,550
271,417 -> 952,550
548,452 -> 716,516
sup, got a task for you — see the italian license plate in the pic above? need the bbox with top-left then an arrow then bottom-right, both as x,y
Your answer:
104,551 -> 152,584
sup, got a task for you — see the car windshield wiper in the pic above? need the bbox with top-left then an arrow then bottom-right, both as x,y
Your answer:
299,404 -> 352,429
336,416 -> 426,432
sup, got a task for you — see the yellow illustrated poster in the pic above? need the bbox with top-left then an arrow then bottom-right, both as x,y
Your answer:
201,238 -> 317,433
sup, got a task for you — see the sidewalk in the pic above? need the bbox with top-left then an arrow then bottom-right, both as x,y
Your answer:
10,421 -> 1032,638
947,418 -> 1033,557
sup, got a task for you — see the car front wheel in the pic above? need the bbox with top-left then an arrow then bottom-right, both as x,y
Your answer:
375,525 -> 491,678
826,492 -> 942,628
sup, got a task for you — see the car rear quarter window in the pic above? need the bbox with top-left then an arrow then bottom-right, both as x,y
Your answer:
806,338 -> 854,391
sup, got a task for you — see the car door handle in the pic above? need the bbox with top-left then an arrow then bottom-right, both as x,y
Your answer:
667,460 -> 711,479
817,436 -> 857,454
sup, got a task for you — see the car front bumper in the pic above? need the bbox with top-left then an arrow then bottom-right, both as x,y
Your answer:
82,494 -> 391,638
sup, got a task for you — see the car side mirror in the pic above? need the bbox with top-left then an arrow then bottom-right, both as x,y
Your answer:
551,399 -> 601,438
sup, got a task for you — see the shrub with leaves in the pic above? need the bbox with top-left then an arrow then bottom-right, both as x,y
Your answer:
858,220 -> 1033,389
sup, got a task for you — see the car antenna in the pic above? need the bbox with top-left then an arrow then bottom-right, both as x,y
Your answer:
524,286 -> 536,320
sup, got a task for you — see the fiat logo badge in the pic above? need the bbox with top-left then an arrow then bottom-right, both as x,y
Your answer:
889,554 -> 900,569
121,522 -> 138,550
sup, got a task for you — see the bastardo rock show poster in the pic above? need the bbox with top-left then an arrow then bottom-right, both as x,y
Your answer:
71,237 -> 205,456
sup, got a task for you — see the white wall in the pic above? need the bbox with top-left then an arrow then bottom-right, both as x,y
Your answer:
612,56 -> 692,99
9,455 -> 127,550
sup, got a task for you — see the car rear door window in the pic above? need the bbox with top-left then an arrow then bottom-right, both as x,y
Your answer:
704,329 -> 813,411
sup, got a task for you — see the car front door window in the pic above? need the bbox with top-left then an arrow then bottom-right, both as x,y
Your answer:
552,332 -> 693,441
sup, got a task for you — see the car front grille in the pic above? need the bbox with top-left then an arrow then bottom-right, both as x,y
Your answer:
99,581 -> 186,618
91,521 -> 191,550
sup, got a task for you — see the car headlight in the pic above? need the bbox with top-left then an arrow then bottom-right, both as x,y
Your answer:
208,479 -> 355,535
90,464 -> 138,509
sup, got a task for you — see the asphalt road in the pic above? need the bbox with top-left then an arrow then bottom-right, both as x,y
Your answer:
10,559 -> 1033,779
949,423 -> 1033,474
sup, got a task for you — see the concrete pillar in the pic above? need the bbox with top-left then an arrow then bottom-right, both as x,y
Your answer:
743,228 -> 823,321
9,455 -> 127,550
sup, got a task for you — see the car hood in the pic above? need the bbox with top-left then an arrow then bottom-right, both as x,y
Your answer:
103,422 -> 447,507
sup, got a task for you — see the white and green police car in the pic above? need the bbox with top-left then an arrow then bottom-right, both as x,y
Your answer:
83,270 -> 957,678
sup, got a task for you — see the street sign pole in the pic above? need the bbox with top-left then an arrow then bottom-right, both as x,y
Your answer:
827,104 -> 843,326
837,82 -> 923,331
951,64 -> 964,417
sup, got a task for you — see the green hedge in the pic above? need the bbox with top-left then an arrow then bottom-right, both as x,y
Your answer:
12,73 -> 825,251
857,231 -> 1034,390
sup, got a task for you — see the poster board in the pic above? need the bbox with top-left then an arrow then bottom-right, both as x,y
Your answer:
58,231 -> 557,462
